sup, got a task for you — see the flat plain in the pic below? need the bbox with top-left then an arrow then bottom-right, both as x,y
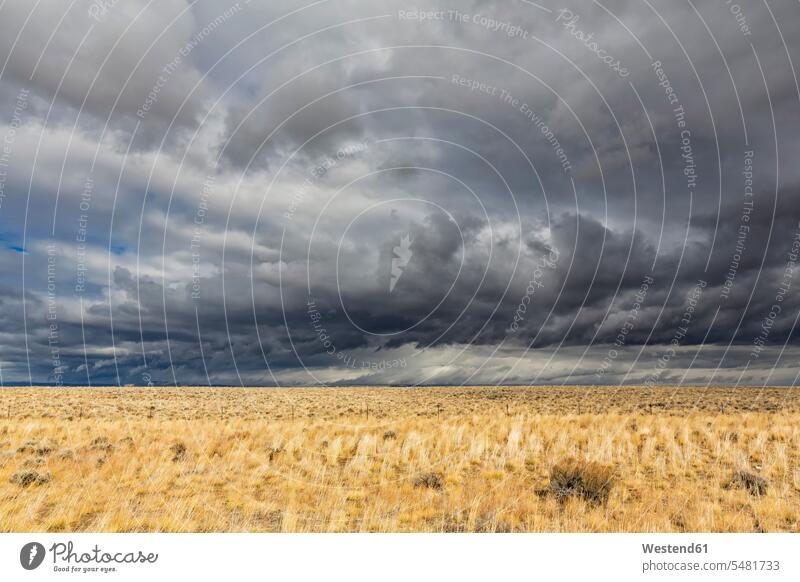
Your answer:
1,386 -> 798,532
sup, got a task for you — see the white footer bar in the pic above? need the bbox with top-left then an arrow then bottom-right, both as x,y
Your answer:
1,534 -> 797,581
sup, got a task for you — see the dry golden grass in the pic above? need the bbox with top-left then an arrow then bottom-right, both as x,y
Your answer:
0,386 -> 798,532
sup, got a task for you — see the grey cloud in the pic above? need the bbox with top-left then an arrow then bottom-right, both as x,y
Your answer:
1,0 -> 799,387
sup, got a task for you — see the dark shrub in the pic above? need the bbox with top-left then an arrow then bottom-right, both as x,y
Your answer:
728,471 -> 768,496
10,470 -> 52,487
548,458 -> 615,504
414,472 -> 444,490
89,436 -> 114,453
170,442 -> 187,462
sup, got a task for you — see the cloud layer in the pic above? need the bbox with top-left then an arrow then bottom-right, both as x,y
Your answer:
1,0 -> 799,386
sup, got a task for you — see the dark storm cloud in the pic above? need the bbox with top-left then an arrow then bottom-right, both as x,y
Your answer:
1,0 -> 799,386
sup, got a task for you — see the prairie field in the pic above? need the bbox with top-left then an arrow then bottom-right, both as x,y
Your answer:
0,386 -> 799,533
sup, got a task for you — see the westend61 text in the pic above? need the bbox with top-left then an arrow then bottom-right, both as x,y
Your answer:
643,543 -> 708,554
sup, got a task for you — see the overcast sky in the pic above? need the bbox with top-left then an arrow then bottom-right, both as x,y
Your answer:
0,0 -> 799,386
